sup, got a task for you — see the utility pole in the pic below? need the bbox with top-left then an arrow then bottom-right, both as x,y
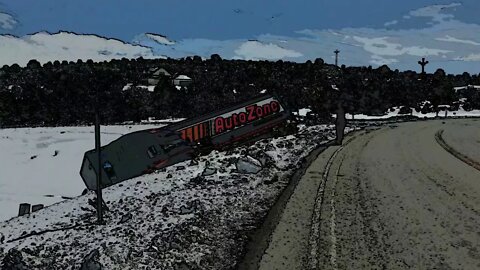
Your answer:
94,87 -> 104,224
334,49 -> 340,67
418,57 -> 429,74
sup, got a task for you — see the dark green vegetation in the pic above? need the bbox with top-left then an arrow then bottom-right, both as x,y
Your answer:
0,55 -> 479,127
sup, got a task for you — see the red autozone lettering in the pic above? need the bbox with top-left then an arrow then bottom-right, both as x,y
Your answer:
215,100 -> 281,134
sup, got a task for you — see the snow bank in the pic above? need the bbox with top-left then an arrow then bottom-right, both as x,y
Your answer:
337,106 -> 480,120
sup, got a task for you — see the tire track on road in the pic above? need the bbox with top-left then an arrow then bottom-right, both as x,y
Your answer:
435,129 -> 480,172
307,143 -> 345,270
328,156 -> 345,270
307,131 -> 371,270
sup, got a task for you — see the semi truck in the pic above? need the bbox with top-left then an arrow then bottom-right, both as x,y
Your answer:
80,94 -> 291,190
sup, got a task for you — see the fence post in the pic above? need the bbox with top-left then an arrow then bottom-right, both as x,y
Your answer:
18,203 -> 31,216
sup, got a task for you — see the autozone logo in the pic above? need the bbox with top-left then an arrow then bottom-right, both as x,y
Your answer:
214,100 -> 281,134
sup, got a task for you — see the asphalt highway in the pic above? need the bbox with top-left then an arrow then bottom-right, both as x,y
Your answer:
244,119 -> 480,270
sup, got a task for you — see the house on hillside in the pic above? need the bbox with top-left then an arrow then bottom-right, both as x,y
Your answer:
147,68 -> 171,86
173,74 -> 193,87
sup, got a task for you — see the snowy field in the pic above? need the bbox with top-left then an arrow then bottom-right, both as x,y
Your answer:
0,124 -> 165,222
0,123 -> 347,269
343,106 -> 480,120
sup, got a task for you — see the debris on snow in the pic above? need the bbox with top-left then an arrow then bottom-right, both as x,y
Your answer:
1,249 -> 29,270
236,156 -> 263,174
202,167 -> 217,176
79,249 -> 102,270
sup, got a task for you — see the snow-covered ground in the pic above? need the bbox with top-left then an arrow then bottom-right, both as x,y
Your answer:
340,106 -> 480,120
0,124 -> 348,269
0,124 -> 165,222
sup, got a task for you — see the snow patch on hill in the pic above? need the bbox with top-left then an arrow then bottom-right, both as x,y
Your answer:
145,33 -> 175,45
0,31 -> 158,67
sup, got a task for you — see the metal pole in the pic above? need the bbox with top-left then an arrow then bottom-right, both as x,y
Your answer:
95,106 -> 104,224
334,49 -> 340,66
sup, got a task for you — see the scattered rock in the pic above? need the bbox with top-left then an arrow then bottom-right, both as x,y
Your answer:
285,141 -> 294,149
176,166 -> 186,171
52,150 -> 59,157
236,156 -> 263,174
202,167 -> 217,176
118,212 -> 133,224
80,249 -> 102,270
189,176 -> 205,185
189,159 -> 199,166
179,205 -> 195,215
264,174 -> 279,185
166,174 -> 173,179
30,155 -> 37,160
233,177 -> 249,185
1,249 -> 29,270
264,143 -> 276,152
252,151 -> 274,167
174,262 -> 190,270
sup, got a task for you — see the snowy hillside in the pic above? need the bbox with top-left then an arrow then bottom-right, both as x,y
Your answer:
0,124 -> 348,269
0,124 -> 164,222
0,32 -> 158,67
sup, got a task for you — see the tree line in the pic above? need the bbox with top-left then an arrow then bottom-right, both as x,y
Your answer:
0,55 -> 479,127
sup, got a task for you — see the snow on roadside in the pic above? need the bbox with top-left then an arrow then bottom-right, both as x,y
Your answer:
337,106 -> 480,120
0,124 -> 345,269
0,124 -> 165,222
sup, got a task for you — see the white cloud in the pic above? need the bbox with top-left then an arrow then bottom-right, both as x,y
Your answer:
408,3 -> 462,23
0,31 -> 158,67
145,33 -> 175,45
0,12 -> 17,30
370,55 -> 399,65
454,54 -> 480,62
384,20 -> 398,27
234,40 -> 302,60
435,35 -> 480,46
352,36 -> 451,57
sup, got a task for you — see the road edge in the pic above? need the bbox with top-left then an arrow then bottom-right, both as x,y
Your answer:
235,143 -> 329,270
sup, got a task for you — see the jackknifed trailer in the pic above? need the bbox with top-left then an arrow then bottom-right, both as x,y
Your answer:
80,94 -> 292,190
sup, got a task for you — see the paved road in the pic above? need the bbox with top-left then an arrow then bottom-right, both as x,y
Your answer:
246,119 -> 480,270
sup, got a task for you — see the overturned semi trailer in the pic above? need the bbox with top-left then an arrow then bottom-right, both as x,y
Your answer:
80,94 -> 290,190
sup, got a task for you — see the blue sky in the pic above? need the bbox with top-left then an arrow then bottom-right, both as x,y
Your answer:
1,1 -> 479,74
1,0 -> 471,40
